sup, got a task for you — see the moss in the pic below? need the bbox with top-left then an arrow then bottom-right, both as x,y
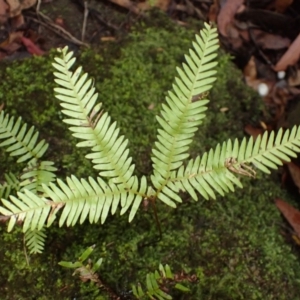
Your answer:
0,11 -> 299,299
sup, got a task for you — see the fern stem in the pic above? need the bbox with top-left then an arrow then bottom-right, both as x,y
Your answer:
150,196 -> 162,238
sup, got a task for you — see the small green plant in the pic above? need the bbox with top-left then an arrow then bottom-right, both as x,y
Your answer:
1,22 -> 300,298
61,245 -> 189,300
0,109 -> 57,253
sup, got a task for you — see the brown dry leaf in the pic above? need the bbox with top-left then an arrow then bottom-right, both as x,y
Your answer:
274,33 -> 300,71
287,162 -> 300,191
244,124 -> 264,140
0,30 -> 23,47
148,103 -> 155,110
109,0 -> 140,14
288,69 -> 300,87
101,36 -> 116,42
0,0 -> 9,24
208,0 -> 219,22
154,0 -> 171,11
217,0 -> 244,37
244,56 -> 257,83
7,0 -> 37,18
275,199 -> 300,237
243,56 -> 274,93
220,107 -> 229,112
250,29 -> 290,50
274,0 -> 293,13
10,14 -> 24,28
0,31 -> 23,59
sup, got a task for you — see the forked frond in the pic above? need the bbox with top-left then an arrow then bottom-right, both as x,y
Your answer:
0,174 -> 148,232
163,127 -> 300,205
151,23 -> 219,203
52,48 -> 135,186
0,172 -> 19,199
0,111 -> 48,163
25,227 -> 47,254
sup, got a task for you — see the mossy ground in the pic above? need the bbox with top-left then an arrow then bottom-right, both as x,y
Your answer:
0,11 -> 299,299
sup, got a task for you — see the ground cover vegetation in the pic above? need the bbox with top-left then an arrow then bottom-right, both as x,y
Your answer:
0,13 -> 300,299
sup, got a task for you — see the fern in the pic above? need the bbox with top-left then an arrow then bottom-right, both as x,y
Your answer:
19,160 -> 57,193
1,23 -> 300,242
132,264 -> 189,300
59,247 -> 189,300
169,127 -> 300,201
151,23 -> 218,207
52,51 -> 136,185
0,111 -> 48,162
25,228 -> 47,254
0,172 -> 19,199
0,110 -> 57,253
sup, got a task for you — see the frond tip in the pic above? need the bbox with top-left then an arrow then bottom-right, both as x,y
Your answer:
25,228 -> 47,254
52,47 -> 136,186
0,111 -> 48,163
151,23 -> 219,201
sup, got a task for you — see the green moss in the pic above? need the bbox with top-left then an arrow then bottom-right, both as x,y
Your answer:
0,11 -> 299,299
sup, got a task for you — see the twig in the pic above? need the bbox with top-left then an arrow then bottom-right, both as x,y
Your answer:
71,0 -> 122,31
248,25 -> 273,66
36,0 -> 41,14
81,0 -> 89,42
27,11 -> 89,47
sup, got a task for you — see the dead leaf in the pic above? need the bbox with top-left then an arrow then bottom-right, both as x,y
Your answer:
100,37 -> 116,42
250,29 -> 290,50
274,33 -> 300,71
217,0 -> 244,37
54,17 -> 66,28
10,14 -> 24,28
109,0 -> 140,14
287,162 -> 300,191
288,69 -> 300,87
220,107 -> 229,112
244,124 -> 264,140
259,121 -> 268,130
275,199 -> 300,237
244,56 -> 257,83
273,0 -> 293,13
208,0 -> 219,23
148,103 -> 155,110
0,31 -> 23,59
0,0 -> 9,24
7,0 -> 37,18
21,36 -> 45,55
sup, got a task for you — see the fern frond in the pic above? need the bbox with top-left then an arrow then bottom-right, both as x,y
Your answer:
132,264 -> 189,299
20,160 -> 57,193
166,127 -> 300,203
151,23 -> 219,202
0,190 -> 51,232
52,48 -> 135,186
0,111 -> 48,163
0,174 -> 147,231
25,227 -> 47,254
0,172 -> 20,198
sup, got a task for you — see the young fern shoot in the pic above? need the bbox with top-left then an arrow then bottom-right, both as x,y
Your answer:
1,23 -> 300,238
